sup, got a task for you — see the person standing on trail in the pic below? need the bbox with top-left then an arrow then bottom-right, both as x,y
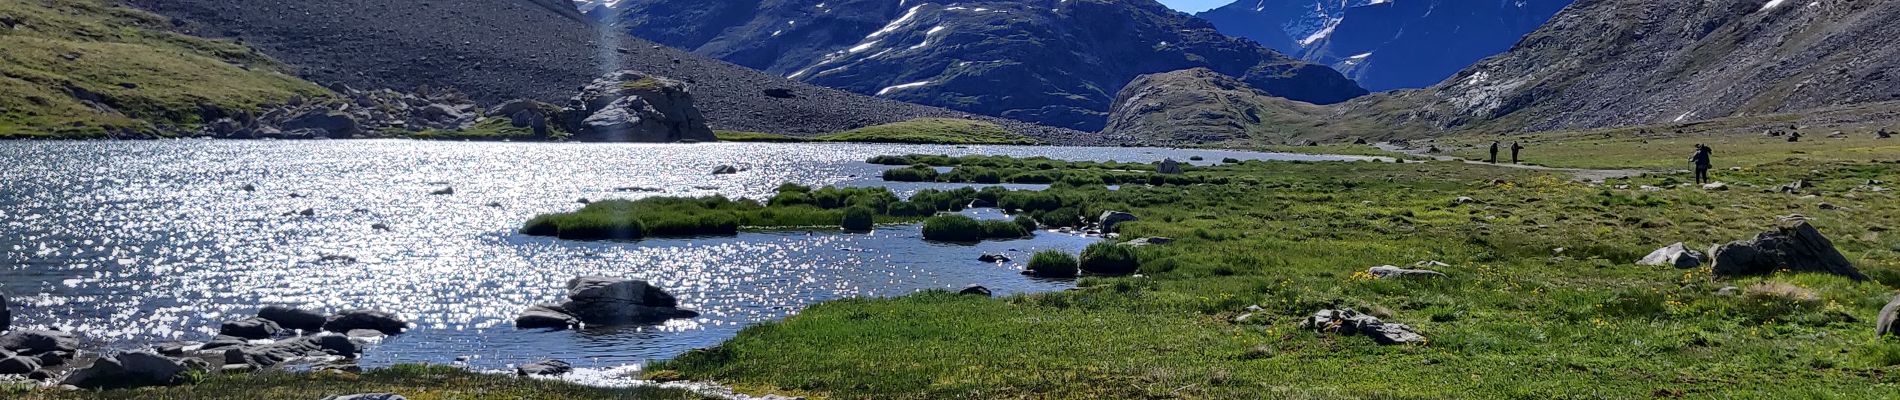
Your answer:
1488,141 -> 1500,164
1691,144 -> 1713,184
1510,142 -> 1524,164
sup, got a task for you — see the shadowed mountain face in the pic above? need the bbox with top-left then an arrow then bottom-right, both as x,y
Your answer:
1360,0 -> 1900,132
605,0 -> 1368,132
1198,0 -> 1572,92
120,0 -> 1091,142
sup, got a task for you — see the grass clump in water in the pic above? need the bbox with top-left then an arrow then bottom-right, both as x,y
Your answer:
881,165 -> 941,182
920,215 -> 1029,242
842,206 -> 876,232
1025,250 -> 1080,278
1079,242 -> 1139,276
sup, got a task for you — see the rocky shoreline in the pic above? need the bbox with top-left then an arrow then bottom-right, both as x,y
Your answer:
0,276 -> 696,391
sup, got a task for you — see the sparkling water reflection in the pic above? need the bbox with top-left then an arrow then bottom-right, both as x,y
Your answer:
0,140 -> 1373,369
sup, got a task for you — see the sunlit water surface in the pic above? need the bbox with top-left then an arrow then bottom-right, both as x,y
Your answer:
0,140 -> 1371,370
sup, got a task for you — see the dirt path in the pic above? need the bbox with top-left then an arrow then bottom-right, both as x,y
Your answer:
1376,143 -> 1650,182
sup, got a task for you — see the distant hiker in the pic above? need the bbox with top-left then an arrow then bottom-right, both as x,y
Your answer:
1510,142 -> 1524,164
1488,141 -> 1500,164
1691,144 -> 1713,184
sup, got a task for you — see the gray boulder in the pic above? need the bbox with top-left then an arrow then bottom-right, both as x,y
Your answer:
218,317 -> 285,340
0,329 -> 78,356
322,310 -> 407,335
513,305 -> 581,330
1098,211 -> 1138,233
0,355 -> 39,374
321,394 -> 408,400
1710,222 -> 1865,280
257,306 -> 327,332
1366,265 -> 1446,279
1301,309 -> 1426,345
280,110 -> 362,139
515,359 -> 572,376
562,71 -> 715,143
62,351 -> 206,389
958,285 -> 993,297
1120,237 -> 1174,247
1880,294 -> 1900,337
1156,158 -> 1184,174
1637,243 -> 1707,269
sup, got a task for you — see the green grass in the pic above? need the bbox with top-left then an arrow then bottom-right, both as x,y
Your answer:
718,119 -> 1041,145
1024,250 -> 1080,278
653,155 -> 1900,398
0,0 -> 328,138
919,215 -> 1030,243
1079,241 -> 1139,276
524,185 -> 1013,240
17,364 -> 709,400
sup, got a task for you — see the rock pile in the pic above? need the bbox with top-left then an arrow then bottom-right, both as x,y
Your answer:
514,277 -> 699,330
1301,309 -> 1426,345
201,84 -> 484,139
1709,222 -> 1865,280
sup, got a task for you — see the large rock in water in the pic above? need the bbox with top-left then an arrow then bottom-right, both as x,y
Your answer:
1098,211 -> 1138,233
257,305 -> 327,332
62,351 -> 207,389
1710,222 -> 1865,280
514,277 -> 698,329
1637,243 -> 1707,269
322,310 -> 408,335
561,71 -> 715,143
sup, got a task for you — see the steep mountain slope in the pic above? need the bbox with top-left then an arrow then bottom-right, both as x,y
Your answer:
1198,0 -> 1571,91
1362,0 -> 1900,133
1103,68 -> 1365,145
1195,0 -> 1374,56
120,0 -> 1088,141
0,0 -> 327,138
606,0 -> 1367,131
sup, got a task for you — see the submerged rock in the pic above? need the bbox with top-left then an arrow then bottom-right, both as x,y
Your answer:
1710,222 -> 1865,280
514,305 -> 582,330
515,359 -> 572,376
1637,243 -> 1706,269
977,254 -> 1011,263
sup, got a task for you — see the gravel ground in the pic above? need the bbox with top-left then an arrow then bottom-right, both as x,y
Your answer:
125,0 -> 1094,143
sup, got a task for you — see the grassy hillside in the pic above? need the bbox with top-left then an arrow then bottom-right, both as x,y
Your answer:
0,0 -> 327,138
718,118 -> 1040,145
646,154 -> 1900,398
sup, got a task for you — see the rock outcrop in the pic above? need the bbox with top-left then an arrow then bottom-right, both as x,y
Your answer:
1879,294 -> 1900,337
62,351 -> 207,389
222,334 -> 361,368
1710,222 -> 1866,280
515,277 -> 698,330
1098,211 -> 1138,234
1301,309 -> 1426,345
560,71 -> 716,142
1367,265 -> 1447,279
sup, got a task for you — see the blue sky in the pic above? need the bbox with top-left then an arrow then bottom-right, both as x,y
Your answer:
1159,0 -> 1231,13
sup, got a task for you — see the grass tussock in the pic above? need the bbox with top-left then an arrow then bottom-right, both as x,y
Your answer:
920,214 -> 1030,243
